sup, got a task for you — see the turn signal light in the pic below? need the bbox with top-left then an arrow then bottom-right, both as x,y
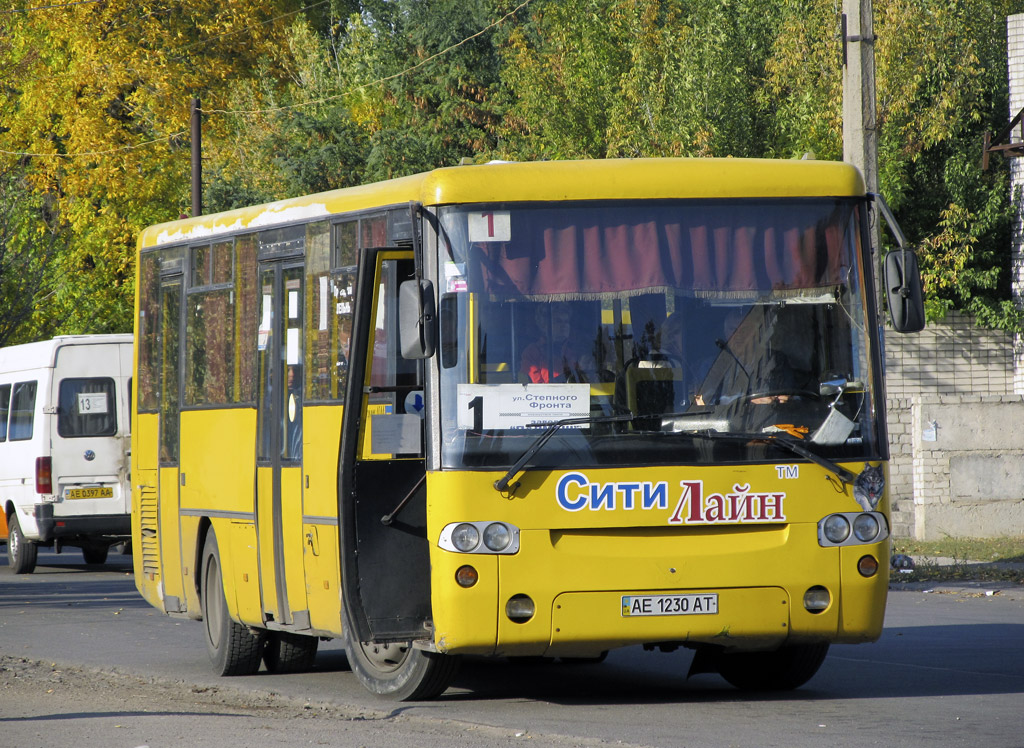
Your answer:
455,565 -> 479,588
858,555 -> 880,577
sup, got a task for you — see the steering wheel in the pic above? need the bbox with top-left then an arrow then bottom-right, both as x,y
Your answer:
744,389 -> 821,404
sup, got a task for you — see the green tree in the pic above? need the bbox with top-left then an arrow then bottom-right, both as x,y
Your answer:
0,164 -> 65,346
497,0 -> 780,159
0,0 -> 309,337
765,0 -> 1023,328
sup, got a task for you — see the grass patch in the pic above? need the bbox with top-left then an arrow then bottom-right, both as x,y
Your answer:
890,535 -> 1024,585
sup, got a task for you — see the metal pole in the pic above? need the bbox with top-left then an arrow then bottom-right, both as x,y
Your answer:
191,97 -> 202,218
842,0 -> 881,290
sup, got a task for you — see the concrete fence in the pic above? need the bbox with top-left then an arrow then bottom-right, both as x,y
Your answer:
884,312 -> 1023,539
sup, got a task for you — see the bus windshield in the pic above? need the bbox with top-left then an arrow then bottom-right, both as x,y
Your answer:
436,198 -> 880,471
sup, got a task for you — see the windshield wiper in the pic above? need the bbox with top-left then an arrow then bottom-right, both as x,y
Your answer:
493,413 -> 636,493
681,429 -> 857,486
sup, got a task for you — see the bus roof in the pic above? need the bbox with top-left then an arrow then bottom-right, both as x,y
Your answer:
138,158 -> 866,249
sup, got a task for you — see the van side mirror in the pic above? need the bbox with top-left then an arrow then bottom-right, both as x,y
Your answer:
399,280 -> 436,359
884,249 -> 925,333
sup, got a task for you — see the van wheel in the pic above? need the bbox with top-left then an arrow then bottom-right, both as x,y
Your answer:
344,627 -> 459,700
718,642 -> 830,691
7,513 -> 38,574
82,545 -> 109,565
200,531 -> 264,676
264,632 -> 319,673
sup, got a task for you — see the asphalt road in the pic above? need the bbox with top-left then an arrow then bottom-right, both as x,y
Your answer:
1,547 -> 1023,748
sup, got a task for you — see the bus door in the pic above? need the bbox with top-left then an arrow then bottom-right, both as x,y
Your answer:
340,249 -> 431,643
255,261 -> 308,628
157,271 -> 185,612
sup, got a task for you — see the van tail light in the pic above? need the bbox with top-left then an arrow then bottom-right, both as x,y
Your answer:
35,457 -> 52,494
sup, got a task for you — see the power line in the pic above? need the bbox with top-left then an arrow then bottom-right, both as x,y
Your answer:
0,132 -> 188,159
0,0 -> 533,159
203,0 -> 533,117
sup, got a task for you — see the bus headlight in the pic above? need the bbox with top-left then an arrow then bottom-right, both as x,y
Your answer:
822,514 -> 851,544
482,522 -> 512,552
818,512 -> 889,547
439,521 -> 520,554
853,513 -> 880,542
450,523 -> 480,552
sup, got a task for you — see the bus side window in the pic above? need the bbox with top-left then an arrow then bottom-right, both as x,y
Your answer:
9,381 -> 37,441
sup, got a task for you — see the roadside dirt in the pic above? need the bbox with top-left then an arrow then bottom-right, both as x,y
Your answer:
0,655 -> 636,748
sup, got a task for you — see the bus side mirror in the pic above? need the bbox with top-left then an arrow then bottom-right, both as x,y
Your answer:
870,192 -> 925,334
884,249 -> 925,333
399,280 -> 436,359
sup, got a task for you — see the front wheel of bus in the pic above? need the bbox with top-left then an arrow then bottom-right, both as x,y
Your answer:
718,642 -> 830,691
201,531 -> 264,676
7,513 -> 38,575
344,631 -> 459,701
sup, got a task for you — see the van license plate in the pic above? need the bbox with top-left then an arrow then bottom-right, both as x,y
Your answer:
621,593 -> 719,617
65,487 -> 114,500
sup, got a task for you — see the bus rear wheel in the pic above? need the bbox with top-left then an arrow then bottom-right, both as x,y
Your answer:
344,631 -> 459,701
201,531 -> 264,676
264,632 -> 319,674
717,642 -> 830,691
7,513 -> 38,575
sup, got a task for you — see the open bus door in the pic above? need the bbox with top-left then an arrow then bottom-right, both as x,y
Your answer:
338,248 -> 454,698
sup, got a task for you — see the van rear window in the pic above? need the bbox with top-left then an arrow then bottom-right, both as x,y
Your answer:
58,378 -> 117,437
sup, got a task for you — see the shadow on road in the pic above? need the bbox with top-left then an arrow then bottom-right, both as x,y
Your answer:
436,623 -> 1024,705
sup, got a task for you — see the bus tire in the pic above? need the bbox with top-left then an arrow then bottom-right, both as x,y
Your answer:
200,531 -> 264,676
7,513 -> 38,575
717,642 -> 830,691
344,630 -> 459,701
82,544 -> 109,565
264,632 -> 319,674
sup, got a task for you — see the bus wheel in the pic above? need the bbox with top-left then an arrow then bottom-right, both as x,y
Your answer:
717,642 -> 830,691
82,545 -> 109,565
200,531 -> 264,676
7,513 -> 38,575
344,632 -> 459,700
264,632 -> 319,674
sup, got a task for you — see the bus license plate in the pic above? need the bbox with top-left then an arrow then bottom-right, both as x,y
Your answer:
621,593 -> 719,617
65,487 -> 114,500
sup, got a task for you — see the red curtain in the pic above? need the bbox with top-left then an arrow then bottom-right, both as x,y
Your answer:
467,202 -> 855,299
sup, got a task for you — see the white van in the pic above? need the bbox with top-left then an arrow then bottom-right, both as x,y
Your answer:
1,335 -> 133,573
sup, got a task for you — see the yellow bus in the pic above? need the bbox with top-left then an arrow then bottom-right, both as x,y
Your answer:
132,158 -> 923,699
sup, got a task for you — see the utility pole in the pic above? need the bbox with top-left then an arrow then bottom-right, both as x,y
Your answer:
842,0 -> 878,194
842,0 -> 881,283
191,97 -> 202,218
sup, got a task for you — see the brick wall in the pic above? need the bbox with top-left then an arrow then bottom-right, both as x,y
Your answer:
884,313 -> 1017,537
